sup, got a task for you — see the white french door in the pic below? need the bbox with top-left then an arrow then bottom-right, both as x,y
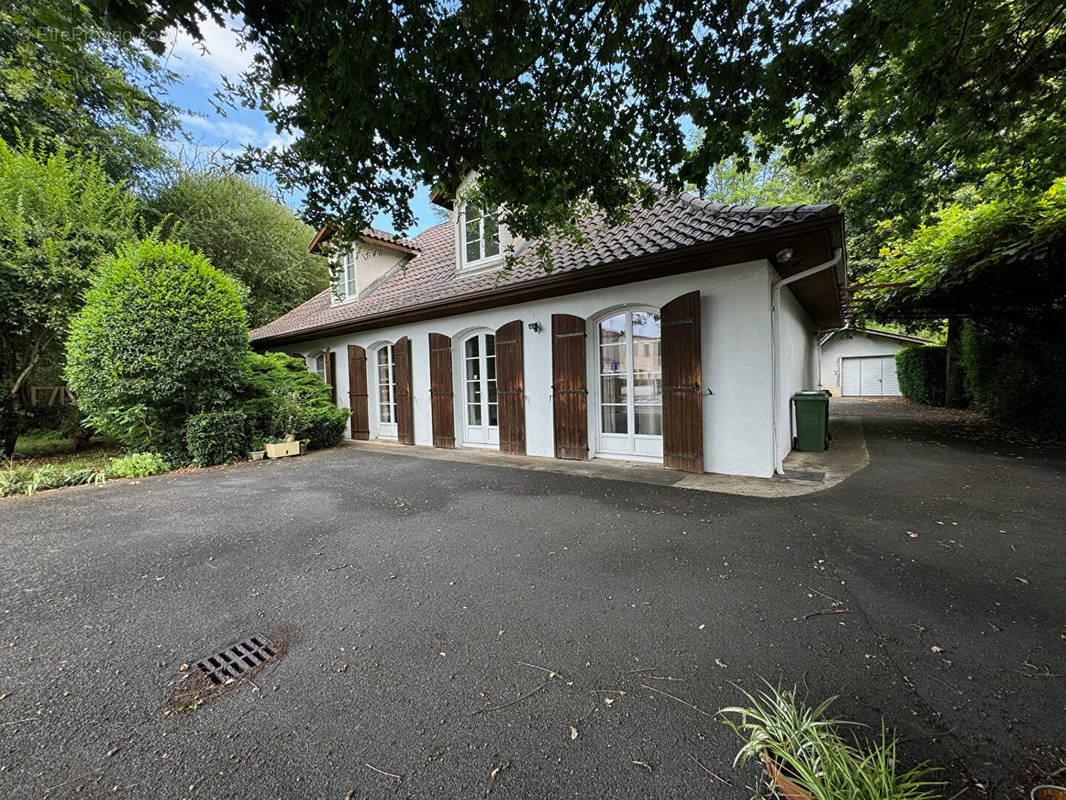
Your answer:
596,310 -> 663,459
375,344 -> 398,438
463,333 -> 499,446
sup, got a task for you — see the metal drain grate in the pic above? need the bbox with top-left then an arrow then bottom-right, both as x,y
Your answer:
195,635 -> 275,685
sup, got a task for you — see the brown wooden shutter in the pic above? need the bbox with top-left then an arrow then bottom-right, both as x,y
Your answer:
494,320 -> 526,455
661,291 -> 703,473
347,344 -> 370,440
428,333 -> 455,448
394,336 -> 414,444
324,349 -> 337,404
551,314 -> 588,460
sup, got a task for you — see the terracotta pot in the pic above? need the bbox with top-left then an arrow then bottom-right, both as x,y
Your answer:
761,749 -> 815,800
1032,787 -> 1066,800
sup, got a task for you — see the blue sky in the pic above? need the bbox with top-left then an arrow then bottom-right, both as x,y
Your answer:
161,15 -> 437,236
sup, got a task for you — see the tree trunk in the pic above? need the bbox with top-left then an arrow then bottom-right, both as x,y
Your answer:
945,316 -> 966,408
0,391 -> 19,459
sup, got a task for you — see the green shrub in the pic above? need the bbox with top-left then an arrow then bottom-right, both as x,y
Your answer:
292,405 -> 350,450
238,351 -> 347,449
961,317 -> 1066,438
0,463 -> 106,497
106,452 -> 171,478
895,345 -> 947,406
65,238 -> 249,462
184,409 -> 249,467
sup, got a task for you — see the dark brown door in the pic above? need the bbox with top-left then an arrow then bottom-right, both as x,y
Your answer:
347,344 -> 370,440
494,320 -> 526,454
552,314 -> 588,460
394,336 -> 414,445
428,333 -> 455,448
661,291 -> 703,473
324,349 -> 337,404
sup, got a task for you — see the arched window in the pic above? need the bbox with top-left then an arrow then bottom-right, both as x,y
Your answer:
307,351 -> 327,382
462,331 -> 498,446
596,309 -> 663,457
374,344 -> 397,437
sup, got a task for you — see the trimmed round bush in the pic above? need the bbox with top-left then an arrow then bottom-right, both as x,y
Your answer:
65,238 -> 249,461
184,409 -> 249,466
895,345 -> 947,406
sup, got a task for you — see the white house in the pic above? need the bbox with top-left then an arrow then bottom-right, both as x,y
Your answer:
250,181 -> 848,478
818,328 -> 934,397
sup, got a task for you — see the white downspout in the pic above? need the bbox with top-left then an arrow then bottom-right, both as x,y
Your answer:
770,249 -> 843,475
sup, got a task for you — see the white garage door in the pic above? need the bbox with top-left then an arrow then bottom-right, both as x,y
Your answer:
841,356 -> 901,397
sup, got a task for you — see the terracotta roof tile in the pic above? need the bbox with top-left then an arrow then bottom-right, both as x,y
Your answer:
252,187 -> 837,342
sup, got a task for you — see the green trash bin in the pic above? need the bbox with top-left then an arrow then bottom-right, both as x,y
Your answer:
791,391 -> 830,452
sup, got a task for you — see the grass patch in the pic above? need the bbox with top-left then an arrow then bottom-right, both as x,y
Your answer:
3,433 -> 125,498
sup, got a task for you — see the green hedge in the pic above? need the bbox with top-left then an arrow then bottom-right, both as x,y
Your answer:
292,405 -> 350,450
184,409 -> 249,466
961,317 -> 1066,438
895,346 -> 947,406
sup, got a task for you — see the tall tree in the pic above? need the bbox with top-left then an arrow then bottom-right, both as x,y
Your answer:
145,170 -> 330,328
96,0 -> 1064,261
0,0 -> 180,184
0,139 -> 137,457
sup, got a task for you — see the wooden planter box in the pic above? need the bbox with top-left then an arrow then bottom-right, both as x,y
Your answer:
265,440 -> 301,459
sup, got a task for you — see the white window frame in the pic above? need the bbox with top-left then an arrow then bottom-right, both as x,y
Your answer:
459,204 -> 502,271
591,308 -> 664,462
334,250 -> 357,301
461,331 -> 499,447
374,344 -> 398,439
308,352 -> 327,382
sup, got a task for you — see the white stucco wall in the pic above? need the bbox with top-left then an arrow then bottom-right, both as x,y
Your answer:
285,260 -> 791,478
818,332 -> 920,395
773,284 -> 818,467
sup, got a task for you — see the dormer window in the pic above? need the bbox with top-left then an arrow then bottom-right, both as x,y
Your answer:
336,250 -> 357,301
462,204 -> 501,265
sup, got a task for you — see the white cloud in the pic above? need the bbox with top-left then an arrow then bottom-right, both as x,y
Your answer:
163,14 -> 257,88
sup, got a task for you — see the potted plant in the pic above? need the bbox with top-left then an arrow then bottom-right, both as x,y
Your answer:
719,683 -> 944,800
263,434 -> 300,459
248,436 -> 266,461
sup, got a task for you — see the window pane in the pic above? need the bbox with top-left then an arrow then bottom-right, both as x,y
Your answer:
484,214 -> 500,258
631,311 -> 661,339
633,338 -> 660,371
600,343 -> 626,373
465,217 -> 481,262
488,403 -> 498,427
379,402 -> 392,423
465,337 -> 479,359
486,354 -> 496,380
466,381 -> 481,406
487,379 -> 497,404
601,375 -> 628,404
601,405 -> 628,434
466,356 -> 481,381
599,313 -> 625,344
633,372 -> 662,404
378,347 -> 389,366
635,405 -> 663,436
485,335 -> 495,357
467,402 -> 481,426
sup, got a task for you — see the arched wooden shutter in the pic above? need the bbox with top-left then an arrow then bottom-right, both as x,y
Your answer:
324,348 -> 337,404
394,336 -> 414,445
347,344 -> 370,440
429,333 -> 455,448
552,314 -> 588,460
495,320 -> 526,454
661,291 -> 703,473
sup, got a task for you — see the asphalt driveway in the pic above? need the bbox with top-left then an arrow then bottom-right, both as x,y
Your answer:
1,399 -> 1063,799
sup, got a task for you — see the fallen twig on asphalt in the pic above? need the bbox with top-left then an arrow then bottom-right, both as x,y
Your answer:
516,661 -> 562,679
686,752 -> 733,786
639,684 -> 714,717
0,718 -> 37,727
804,584 -> 844,605
473,681 -> 550,714
802,608 -> 851,620
641,674 -> 683,681
365,762 -> 401,780
625,667 -> 656,674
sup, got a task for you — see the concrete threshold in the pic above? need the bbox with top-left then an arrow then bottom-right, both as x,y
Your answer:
340,418 -> 869,498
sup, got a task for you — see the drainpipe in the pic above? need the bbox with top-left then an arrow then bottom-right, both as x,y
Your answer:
770,248 -> 843,475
